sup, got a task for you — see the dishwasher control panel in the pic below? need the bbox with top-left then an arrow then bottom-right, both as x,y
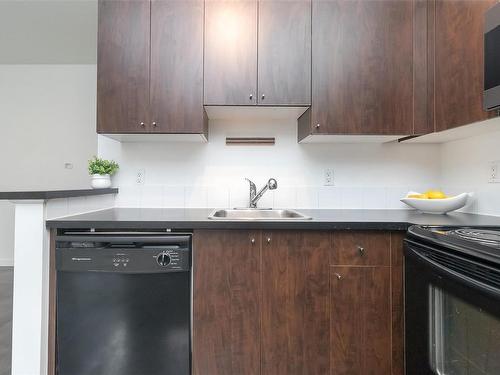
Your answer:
57,247 -> 190,273
152,250 -> 185,270
56,233 -> 191,273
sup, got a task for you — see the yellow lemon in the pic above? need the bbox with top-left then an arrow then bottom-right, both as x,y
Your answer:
424,190 -> 447,199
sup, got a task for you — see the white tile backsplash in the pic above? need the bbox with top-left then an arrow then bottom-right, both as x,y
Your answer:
273,186 -> 296,208
206,187 -> 230,208
114,184 -> 430,210
116,186 -> 141,207
362,188 -> 387,209
385,187 -> 411,209
140,185 -> 163,208
229,184 -> 250,208
67,196 -> 87,214
46,194 -> 117,219
108,119 -> 443,209
318,187 -> 342,209
185,186 -> 208,208
163,186 -> 185,208
340,187 -> 364,209
86,194 -> 114,212
46,198 -> 69,219
296,187 -> 318,209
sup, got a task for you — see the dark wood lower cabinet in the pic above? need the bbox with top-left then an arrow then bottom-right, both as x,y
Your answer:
261,231 -> 330,374
193,230 -> 261,375
193,230 -> 404,375
330,266 -> 391,375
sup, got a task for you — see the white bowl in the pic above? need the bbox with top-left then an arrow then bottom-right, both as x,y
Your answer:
400,192 -> 471,214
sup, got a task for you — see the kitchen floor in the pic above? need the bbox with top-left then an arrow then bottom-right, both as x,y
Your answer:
0,267 -> 13,375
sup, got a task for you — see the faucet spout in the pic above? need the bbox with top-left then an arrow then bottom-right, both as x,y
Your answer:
246,178 -> 278,208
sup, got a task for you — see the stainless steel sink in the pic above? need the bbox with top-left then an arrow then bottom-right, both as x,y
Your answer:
208,208 -> 312,221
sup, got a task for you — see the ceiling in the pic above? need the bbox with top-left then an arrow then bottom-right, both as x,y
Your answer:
0,0 -> 97,64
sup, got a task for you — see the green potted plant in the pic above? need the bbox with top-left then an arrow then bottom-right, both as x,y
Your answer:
88,156 -> 119,189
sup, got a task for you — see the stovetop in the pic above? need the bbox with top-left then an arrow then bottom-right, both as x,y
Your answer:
407,225 -> 500,265
447,228 -> 500,247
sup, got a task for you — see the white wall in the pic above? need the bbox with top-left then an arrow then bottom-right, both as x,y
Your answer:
0,0 -> 97,64
109,120 -> 442,209
440,119 -> 500,216
0,64 -> 98,264
0,0 -> 98,265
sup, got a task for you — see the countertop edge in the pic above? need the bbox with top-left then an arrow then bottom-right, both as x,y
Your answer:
0,188 -> 119,200
45,209 -> 500,231
45,219 -> 411,231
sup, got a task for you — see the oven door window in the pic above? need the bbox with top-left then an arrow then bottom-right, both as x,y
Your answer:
429,285 -> 500,374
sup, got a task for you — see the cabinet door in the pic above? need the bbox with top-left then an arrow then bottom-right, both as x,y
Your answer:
204,0 -> 258,105
97,0 -> 150,133
261,231 -> 330,375
432,0 -> 495,132
311,0 -> 415,135
258,1 -> 311,105
193,230 -> 261,375
150,0 -> 206,135
330,266 -> 392,375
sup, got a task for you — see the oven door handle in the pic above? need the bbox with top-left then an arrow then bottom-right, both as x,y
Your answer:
406,242 -> 500,299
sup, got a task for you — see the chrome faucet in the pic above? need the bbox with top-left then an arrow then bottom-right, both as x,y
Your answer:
245,178 -> 278,208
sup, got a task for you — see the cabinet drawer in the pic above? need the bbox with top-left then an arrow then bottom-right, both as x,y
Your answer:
331,231 -> 391,266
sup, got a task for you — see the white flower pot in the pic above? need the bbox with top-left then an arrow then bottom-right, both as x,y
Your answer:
91,174 -> 111,189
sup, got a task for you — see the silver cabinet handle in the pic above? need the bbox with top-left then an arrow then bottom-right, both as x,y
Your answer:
315,123 -> 320,129
140,122 -> 145,128
152,122 -> 157,127
261,94 -> 265,100
251,238 -> 255,244
334,273 -> 342,280
249,94 -> 253,100
267,237 -> 271,244
357,246 -> 365,256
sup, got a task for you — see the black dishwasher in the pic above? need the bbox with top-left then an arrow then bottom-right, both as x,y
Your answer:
55,232 -> 191,375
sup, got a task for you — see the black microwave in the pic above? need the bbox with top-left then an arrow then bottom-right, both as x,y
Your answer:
484,2 -> 500,111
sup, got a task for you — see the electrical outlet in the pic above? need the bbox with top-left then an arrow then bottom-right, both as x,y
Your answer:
324,168 -> 335,186
489,161 -> 500,183
136,169 -> 146,185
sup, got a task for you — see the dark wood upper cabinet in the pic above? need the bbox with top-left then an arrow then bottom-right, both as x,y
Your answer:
258,1 -> 311,106
97,0 -> 207,137
204,0 -> 311,106
431,0 -> 496,132
97,0 -> 150,133
299,0 -> 426,140
97,0 -> 495,139
150,0 -> 207,134
204,0 -> 258,106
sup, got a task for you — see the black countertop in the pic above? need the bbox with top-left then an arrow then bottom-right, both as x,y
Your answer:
0,188 -> 118,200
46,208 -> 500,231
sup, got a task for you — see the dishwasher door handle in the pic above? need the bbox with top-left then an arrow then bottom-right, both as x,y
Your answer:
56,234 -> 191,245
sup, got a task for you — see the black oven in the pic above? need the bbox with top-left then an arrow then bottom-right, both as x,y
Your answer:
405,226 -> 500,375
484,2 -> 500,111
